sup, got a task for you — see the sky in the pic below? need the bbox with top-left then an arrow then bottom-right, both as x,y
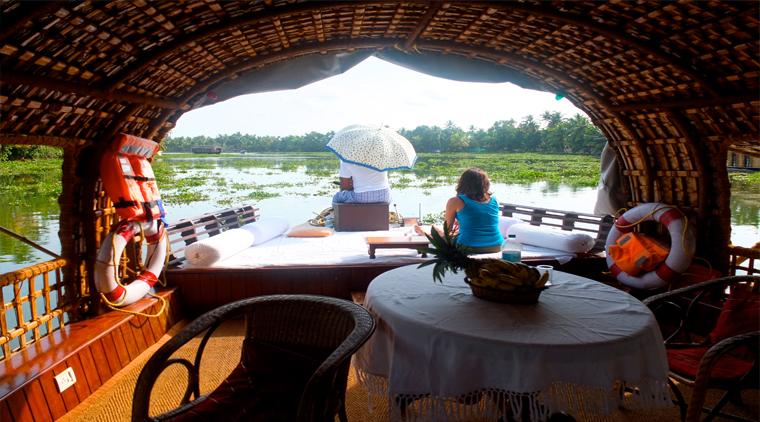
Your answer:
170,56 -> 586,138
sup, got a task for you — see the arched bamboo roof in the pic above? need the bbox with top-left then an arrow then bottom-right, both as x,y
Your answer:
1,1 -> 759,274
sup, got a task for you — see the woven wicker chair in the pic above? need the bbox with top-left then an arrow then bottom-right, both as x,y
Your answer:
132,295 -> 376,422
643,276 -> 759,422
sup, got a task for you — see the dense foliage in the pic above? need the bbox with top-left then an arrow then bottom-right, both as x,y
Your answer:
0,145 -> 63,161
162,111 -> 607,154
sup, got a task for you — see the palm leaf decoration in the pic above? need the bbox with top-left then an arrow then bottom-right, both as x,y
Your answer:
416,221 -> 474,283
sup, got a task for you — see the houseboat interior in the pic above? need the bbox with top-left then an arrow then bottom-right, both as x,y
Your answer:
1,1 -> 758,421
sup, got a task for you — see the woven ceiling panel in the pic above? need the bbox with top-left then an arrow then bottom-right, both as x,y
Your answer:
1,0 -> 758,264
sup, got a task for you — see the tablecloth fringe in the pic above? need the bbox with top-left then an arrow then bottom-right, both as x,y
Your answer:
543,379 -> 671,416
355,366 -> 670,421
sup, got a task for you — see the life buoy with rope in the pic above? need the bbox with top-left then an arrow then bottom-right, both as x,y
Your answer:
94,219 -> 168,307
605,203 -> 696,290
95,134 -> 168,311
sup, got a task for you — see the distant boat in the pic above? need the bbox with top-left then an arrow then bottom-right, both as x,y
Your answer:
428,149 -> 440,153
240,150 -> 247,154
191,145 -> 222,154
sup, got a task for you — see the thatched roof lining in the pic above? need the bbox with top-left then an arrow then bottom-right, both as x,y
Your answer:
0,1 -> 758,277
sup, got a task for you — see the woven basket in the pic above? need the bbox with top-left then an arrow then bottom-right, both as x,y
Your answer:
464,278 -> 544,304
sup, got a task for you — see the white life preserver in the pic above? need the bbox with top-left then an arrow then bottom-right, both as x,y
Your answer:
605,203 -> 696,290
94,219 -> 167,307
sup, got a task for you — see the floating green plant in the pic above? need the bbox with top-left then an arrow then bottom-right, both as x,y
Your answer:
162,188 -> 209,204
730,172 -> 760,185
421,210 -> 446,225
247,191 -> 280,200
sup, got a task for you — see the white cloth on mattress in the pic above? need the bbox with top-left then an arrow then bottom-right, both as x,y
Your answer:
180,227 -> 579,269
498,216 -> 527,238
184,228 -> 255,267
506,224 -> 595,253
240,216 -> 290,245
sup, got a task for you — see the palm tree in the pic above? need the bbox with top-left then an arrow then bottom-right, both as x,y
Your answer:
541,111 -> 564,129
450,132 -> 470,150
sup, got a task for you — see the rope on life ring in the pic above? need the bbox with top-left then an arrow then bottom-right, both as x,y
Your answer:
605,203 -> 696,290
94,219 -> 168,316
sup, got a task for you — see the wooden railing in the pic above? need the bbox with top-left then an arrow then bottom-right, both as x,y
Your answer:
0,259 -> 71,361
499,203 -> 615,252
728,244 -> 760,276
166,203 -> 260,267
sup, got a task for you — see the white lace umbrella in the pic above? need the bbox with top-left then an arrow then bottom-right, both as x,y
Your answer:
325,124 -> 417,171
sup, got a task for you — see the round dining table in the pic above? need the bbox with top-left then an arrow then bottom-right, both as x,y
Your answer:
354,264 -> 671,422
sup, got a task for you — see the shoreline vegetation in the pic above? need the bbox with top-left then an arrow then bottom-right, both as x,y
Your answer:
163,113 -> 608,155
151,152 -> 603,208
1,153 -> 758,210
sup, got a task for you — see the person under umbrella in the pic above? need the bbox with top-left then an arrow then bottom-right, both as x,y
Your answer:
326,124 -> 417,204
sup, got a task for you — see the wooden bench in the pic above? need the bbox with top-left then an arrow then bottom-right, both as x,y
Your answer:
0,288 -> 183,421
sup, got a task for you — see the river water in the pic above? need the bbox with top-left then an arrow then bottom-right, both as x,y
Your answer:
1,153 -> 758,275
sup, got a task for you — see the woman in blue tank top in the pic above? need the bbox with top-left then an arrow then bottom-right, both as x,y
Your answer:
414,168 -> 502,253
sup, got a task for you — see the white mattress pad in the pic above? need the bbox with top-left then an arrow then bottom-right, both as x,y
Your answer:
180,227 -> 578,269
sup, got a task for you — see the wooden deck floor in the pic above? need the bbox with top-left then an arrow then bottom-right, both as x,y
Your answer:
62,319 -> 759,422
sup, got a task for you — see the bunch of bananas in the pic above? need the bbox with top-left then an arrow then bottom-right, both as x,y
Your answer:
466,259 -> 549,292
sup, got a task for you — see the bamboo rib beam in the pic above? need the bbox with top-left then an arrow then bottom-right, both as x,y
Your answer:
177,39 -> 398,104
614,115 -> 656,203
0,134 -> 87,148
666,110 -> 710,225
468,1 -> 721,98
103,1 -> 719,98
403,2 -> 443,51
0,1 -> 62,44
103,1 -> 363,90
1,70 -> 184,110
174,38 -> 609,113
707,133 -> 760,145
144,109 -> 178,141
415,40 -> 611,107
609,94 -> 759,112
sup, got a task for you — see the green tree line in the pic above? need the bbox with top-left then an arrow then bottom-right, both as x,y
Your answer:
0,145 -> 63,161
162,111 -> 607,155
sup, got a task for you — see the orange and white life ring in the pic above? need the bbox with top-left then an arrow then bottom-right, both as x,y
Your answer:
605,203 -> 696,290
94,214 -> 168,307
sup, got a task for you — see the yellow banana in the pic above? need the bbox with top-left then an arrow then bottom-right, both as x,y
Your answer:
481,273 -> 500,288
535,271 -> 549,287
518,266 -> 529,281
528,267 -> 541,284
497,273 -> 524,286
479,263 -> 500,274
494,262 -> 523,279
495,282 -> 517,291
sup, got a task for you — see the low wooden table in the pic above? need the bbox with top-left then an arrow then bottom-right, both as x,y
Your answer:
365,236 -> 430,259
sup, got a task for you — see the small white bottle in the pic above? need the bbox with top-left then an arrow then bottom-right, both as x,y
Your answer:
501,234 -> 522,263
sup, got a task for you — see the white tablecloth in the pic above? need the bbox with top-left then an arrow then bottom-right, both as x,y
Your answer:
354,264 -> 670,422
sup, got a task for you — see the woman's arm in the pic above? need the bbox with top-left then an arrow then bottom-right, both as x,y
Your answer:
443,196 -> 462,230
423,196 -> 464,236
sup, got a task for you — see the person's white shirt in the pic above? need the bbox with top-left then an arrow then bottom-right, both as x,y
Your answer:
339,161 -> 390,193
